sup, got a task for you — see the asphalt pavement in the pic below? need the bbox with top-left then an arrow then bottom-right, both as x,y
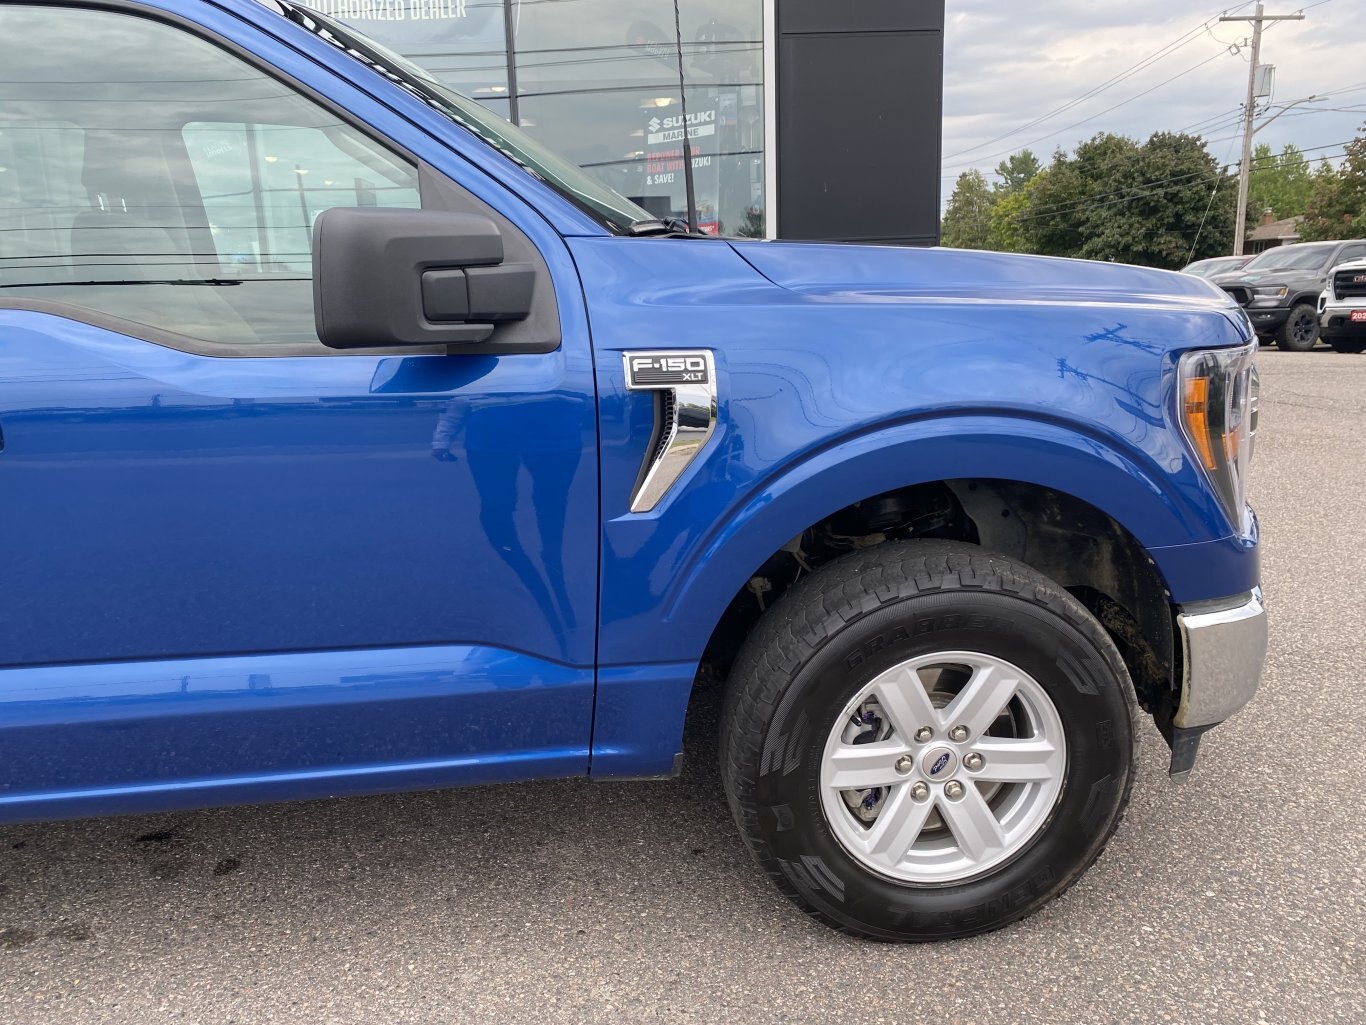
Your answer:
1,348 -> 1363,1025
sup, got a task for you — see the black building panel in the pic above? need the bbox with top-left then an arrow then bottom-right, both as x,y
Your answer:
779,0 -> 945,35
776,1 -> 944,244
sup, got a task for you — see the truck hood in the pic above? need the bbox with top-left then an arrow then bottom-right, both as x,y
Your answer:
728,241 -> 1238,313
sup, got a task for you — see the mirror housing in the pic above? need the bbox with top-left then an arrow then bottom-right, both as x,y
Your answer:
312,207 -> 535,350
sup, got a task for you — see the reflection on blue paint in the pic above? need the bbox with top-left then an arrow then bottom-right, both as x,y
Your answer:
0,644 -> 592,822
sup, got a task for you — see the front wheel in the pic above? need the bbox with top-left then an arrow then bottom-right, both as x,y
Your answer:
1276,304 -> 1319,351
720,540 -> 1137,941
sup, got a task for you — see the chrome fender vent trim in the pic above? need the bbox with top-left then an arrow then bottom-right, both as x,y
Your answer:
623,350 -> 717,513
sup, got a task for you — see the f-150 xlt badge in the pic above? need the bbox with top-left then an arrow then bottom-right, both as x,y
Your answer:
625,353 -> 711,388
623,350 -> 717,513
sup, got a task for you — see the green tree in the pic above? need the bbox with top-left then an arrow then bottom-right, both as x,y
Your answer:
987,175 -> 1040,252
1300,129 -> 1366,241
1020,132 -> 1234,268
1248,142 -> 1313,220
941,169 -> 995,250
993,150 -> 1042,195
1024,135 -> 1140,258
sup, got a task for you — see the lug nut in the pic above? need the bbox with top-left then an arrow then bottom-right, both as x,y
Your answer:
944,780 -> 966,800
963,752 -> 985,772
894,755 -> 914,774
948,725 -> 970,743
910,781 -> 930,801
914,727 -> 934,743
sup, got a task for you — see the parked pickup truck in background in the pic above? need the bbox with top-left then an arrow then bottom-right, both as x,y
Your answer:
1319,257 -> 1366,353
0,0 -> 1267,941
1213,239 -> 1366,351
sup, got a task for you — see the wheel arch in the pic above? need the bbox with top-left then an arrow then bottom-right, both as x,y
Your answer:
592,414 -> 1225,778
663,413 -> 1218,638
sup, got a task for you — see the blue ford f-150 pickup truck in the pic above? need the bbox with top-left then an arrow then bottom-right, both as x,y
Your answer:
0,0 -> 1266,941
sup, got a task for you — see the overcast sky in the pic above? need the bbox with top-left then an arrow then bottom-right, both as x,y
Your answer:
941,0 -> 1366,200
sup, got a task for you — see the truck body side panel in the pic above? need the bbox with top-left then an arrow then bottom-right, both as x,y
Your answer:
0,645 -> 591,824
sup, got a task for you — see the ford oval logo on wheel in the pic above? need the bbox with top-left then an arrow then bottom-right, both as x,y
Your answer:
930,753 -> 951,776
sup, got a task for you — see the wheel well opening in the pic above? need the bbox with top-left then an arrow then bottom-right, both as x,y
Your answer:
690,479 -> 1176,734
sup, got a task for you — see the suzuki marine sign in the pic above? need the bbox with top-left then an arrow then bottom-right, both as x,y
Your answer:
645,110 -> 718,146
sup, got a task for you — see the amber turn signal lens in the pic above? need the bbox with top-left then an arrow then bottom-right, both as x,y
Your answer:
1183,376 -> 1218,471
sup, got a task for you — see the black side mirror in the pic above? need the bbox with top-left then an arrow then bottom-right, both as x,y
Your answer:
312,208 -> 536,350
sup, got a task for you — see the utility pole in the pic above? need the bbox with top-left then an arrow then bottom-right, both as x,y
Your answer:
1220,3 -> 1305,255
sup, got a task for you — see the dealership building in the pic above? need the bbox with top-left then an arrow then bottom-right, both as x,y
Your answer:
298,0 -> 944,244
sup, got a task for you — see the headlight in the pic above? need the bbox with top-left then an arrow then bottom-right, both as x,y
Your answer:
1178,342 -> 1259,534
1251,286 -> 1288,299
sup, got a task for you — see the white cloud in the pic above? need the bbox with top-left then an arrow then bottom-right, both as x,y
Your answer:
942,0 -> 1366,197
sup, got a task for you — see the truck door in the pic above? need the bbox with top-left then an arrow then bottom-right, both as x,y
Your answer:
0,4 -> 597,819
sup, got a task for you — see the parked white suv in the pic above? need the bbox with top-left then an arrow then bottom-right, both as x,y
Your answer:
1320,257 -> 1366,353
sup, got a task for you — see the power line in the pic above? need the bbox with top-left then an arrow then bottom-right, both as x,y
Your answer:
944,49 -> 1238,172
1190,115 -> 1252,141
1176,85 -> 1366,140
941,1 -> 1257,163
1017,151 -> 1349,226
1260,105 -> 1366,119
941,136 -> 1351,195
940,2 -> 1349,183
1006,143 -> 1352,226
1025,167 -> 1224,218
1180,106 -> 1244,133
1189,129 -> 1244,260
1240,139 -> 1353,160
1315,77 -> 1366,96
1205,135 -> 1355,157
966,7 -> 1335,242
1012,178 -> 1220,226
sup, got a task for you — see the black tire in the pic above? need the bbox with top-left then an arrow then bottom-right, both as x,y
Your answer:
1328,338 -> 1366,354
1276,303 -> 1319,351
720,540 -> 1138,942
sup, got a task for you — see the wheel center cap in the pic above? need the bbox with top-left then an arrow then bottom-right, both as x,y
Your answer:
923,747 -> 958,780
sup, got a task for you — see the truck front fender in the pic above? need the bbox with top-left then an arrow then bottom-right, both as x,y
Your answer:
590,413 -> 1256,778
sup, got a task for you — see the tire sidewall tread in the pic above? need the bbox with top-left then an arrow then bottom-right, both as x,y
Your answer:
720,540 -> 1140,942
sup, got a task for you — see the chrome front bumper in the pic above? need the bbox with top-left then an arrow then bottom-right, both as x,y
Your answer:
1174,587 -> 1268,730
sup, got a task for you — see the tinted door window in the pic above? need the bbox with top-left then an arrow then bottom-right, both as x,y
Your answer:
184,121 -> 419,276
0,5 -> 419,350
1337,244 -> 1366,265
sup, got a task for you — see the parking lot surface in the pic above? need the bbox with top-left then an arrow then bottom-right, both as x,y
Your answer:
1,349 -> 1363,1025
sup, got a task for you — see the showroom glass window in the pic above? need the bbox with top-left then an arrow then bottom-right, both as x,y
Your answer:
0,6 -> 421,349
295,0 -> 766,237
301,0 -> 514,120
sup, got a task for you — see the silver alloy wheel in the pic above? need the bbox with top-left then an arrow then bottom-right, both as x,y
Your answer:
819,651 -> 1067,885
